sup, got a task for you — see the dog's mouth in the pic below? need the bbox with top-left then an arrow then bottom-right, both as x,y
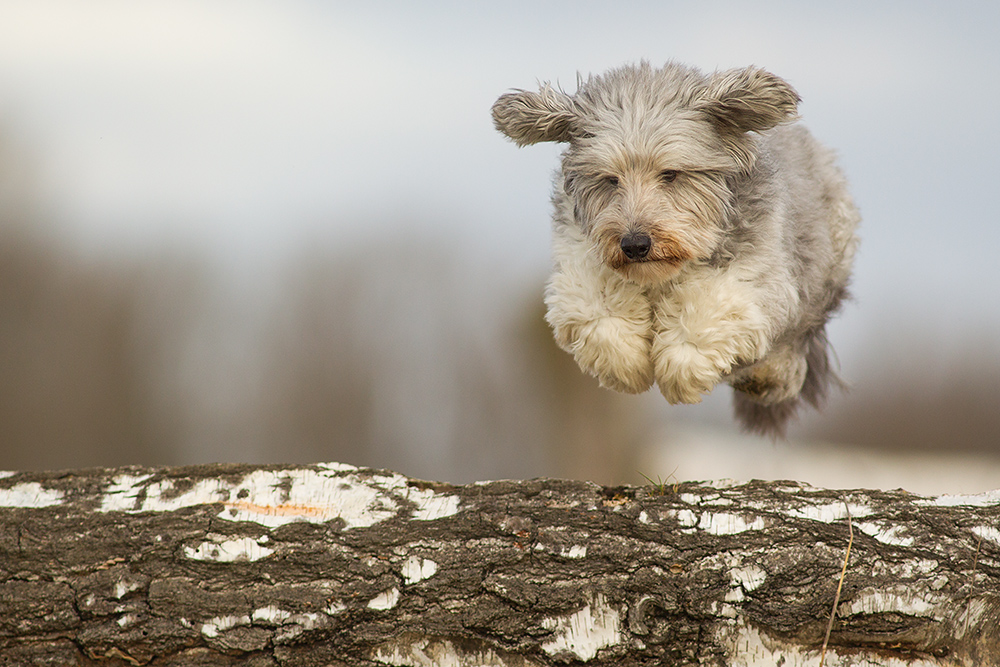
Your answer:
611,249 -> 690,271
623,255 -> 684,266
613,255 -> 689,285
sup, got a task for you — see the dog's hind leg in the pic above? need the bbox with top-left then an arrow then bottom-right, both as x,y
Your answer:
730,328 -> 842,437
728,344 -> 808,406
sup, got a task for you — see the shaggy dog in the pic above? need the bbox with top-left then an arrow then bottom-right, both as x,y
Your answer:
492,62 -> 859,436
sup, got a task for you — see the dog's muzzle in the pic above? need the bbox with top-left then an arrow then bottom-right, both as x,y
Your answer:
620,232 -> 652,261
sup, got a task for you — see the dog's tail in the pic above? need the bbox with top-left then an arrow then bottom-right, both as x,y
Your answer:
731,328 -> 844,439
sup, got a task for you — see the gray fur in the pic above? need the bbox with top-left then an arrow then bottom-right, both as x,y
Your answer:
493,62 -> 859,437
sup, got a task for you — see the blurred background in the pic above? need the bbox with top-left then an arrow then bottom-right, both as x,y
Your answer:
1,1 -> 998,494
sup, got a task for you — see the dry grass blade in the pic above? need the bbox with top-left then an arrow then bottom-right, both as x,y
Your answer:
819,501 -> 854,667
963,533 -> 984,638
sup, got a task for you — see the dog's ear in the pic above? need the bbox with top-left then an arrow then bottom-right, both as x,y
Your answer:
695,67 -> 800,172
492,85 -> 577,146
696,67 -> 800,134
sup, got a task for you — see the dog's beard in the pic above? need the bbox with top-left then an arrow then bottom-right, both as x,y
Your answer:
591,215 -> 722,285
592,225 -> 692,284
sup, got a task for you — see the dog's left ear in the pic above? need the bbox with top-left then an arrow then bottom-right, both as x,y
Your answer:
695,67 -> 800,172
492,84 -> 577,146
696,67 -> 800,134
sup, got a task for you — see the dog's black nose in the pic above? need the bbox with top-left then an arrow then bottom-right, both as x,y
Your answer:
620,233 -> 652,260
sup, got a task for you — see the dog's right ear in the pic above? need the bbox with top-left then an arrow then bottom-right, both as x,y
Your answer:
492,85 -> 577,146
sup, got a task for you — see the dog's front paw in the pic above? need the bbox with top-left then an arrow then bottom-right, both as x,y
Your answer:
545,258 -> 655,394
650,277 -> 771,404
653,327 -> 768,404
652,340 -> 727,404
551,315 -> 654,393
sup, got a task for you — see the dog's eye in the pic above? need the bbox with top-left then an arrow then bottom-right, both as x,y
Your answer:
604,175 -> 620,188
660,170 -> 678,183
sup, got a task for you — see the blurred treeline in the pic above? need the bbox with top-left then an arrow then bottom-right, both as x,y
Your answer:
2,131 -> 999,483
0,131 -> 650,482
0,234 -> 649,482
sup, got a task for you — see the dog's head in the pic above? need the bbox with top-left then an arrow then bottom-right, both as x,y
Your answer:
492,62 -> 799,284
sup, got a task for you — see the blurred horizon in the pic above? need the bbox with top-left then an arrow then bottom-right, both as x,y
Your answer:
1,2 -> 998,492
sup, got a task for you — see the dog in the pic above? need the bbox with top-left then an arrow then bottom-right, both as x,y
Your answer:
492,61 -> 859,437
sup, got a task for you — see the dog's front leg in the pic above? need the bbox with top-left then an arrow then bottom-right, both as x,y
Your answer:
544,227 -> 654,394
650,270 -> 771,404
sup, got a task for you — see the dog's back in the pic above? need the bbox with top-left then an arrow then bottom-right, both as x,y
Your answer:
729,124 -> 860,434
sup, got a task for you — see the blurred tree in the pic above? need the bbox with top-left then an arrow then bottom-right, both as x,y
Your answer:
0,229 -> 171,470
516,296 -> 650,484
0,132 -> 181,470
808,350 -> 1000,454
257,251 -> 376,469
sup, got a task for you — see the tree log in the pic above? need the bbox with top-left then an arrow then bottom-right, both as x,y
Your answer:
1,462 -> 998,666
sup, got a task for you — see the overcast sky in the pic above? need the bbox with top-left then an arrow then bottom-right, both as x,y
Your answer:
1,1 -> 999,375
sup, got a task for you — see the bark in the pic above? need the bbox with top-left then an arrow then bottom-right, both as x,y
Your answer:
1,462 -> 998,666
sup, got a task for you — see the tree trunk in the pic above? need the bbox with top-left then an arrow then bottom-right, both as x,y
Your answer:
1,462 -> 998,666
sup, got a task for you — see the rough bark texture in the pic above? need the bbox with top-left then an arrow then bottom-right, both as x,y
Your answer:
1,462 -> 999,666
